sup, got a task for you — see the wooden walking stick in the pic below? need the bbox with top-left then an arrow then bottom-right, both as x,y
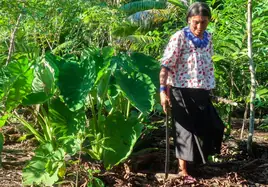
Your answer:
165,105 -> 170,180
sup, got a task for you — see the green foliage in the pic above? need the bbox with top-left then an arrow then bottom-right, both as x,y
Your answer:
210,0 -> 267,109
121,0 -> 167,15
0,114 -> 9,128
22,92 -> 52,105
81,5 -> 123,48
2,57 -> 34,111
23,143 -> 66,186
252,1 -> 268,88
87,169 -> 105,187
254,87 -> 268,108
31,59 -> 56,94
128,9 -> 170,28
115,71 -> 155,114
113,22 -> 139,37
13,113 -> 46,144
49,98 -> 86,155
257,115 -> 268,131
130,52 -> 160,87
1,0 -> 267,186
102,112 -> 143,169
0,132 -> 3,167
0,44 -> 158,185
51,53 -> 97,111
115,0 -> 186,55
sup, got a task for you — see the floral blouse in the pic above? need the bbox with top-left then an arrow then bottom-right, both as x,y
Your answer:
161,27 -> 215,90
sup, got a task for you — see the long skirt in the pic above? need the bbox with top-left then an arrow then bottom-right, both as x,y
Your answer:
169,87 -> 224,163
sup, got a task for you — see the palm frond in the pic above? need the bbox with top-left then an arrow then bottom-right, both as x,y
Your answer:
120,0 -> 168,15
112,22 -> 139,37
123,34 -> 160,51
167,0 -> 188,8
128,9 -> 170,28
126,34 -> 158,43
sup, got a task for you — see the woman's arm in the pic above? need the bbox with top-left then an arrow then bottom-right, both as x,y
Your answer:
159,67 -> 170,113
160,66 -> 168,86
159,31 -> 183,113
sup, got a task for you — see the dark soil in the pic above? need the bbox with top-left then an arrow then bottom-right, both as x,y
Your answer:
1,120 -> 268,187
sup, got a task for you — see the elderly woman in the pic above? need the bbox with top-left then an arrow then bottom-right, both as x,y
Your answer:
159,2 -> 224,183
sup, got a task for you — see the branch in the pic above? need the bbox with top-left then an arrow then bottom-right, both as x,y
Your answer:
5,13 -> 22,66
211,96 -> 238,106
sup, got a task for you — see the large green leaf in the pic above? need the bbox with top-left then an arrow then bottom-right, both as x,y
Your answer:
102,46 -> 115,61
97,69 -> 112,108
45,53 -> 61,79
111,54 -> 136,74
0,114 -> 9,128
49,98 -> 86,134
22,92 -> 52,106
4,58 -> 34,111
23,143 -> 65,186
0,68 -> 8,100
114,71 -> 155,114
97,55 -> 117,108
130,52 -> 160,87
49,98 -> 86,155
102,112 -> 143,169
57,53 -> 97,111
32,59 -> 56,94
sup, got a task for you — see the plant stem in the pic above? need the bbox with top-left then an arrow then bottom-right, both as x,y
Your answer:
107,94 -> 114,115
6,13 -> 22,66
89,94 -> 98,134
126,100 -> 130,119
138,112 -> 143,120
75,150 -> 82,187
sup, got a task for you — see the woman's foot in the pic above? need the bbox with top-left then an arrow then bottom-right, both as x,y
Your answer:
178,171 -> 197,184
183,175 -> 197,184
178,159 -> 197,184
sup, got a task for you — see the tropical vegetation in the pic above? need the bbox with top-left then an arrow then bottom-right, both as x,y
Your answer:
0,0 -> 267,186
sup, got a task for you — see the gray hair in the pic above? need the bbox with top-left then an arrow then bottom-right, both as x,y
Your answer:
186,2 -> 211,22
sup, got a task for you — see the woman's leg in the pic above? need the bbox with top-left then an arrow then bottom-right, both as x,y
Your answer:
178,159 -> 188,176
178,158 -> 197,184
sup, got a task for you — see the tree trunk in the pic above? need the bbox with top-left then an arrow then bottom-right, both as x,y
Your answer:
240,103 -> 248,139
5,13 -> 22,66
247,0 -> 256,155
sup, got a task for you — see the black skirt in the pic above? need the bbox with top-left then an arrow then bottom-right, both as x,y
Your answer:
169,87 -> 224,162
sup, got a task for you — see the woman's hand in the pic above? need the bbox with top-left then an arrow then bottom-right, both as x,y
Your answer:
160,89 -> 170,114
159,67 -> 170,113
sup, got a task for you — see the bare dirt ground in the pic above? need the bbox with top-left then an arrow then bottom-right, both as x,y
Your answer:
1,121 -> 268,187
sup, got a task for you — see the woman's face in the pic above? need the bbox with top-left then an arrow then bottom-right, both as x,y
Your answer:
188,15 -> 209,38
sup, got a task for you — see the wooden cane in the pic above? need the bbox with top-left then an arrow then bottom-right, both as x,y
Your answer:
164,106 -> 170,180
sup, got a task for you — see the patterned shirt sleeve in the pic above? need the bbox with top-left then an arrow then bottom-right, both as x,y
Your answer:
160,31 -> 183,69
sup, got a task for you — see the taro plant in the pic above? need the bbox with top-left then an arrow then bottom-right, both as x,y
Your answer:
87,168 -> 105,187
0,56 -> 87,185
0,46 -> 159,185
45,46 -> 158,169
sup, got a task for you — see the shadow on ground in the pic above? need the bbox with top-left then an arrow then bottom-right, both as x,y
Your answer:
109,127 -> 268,186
